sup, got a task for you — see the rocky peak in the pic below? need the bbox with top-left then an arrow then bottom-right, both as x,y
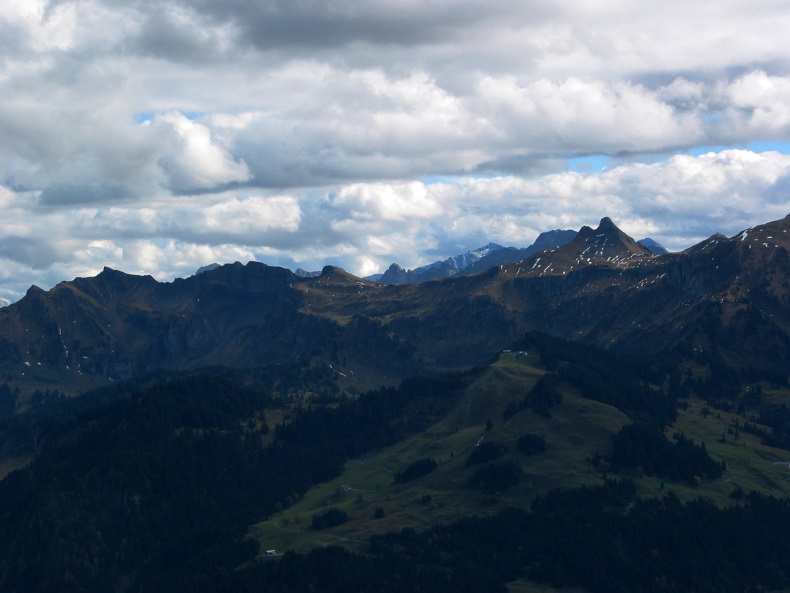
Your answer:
294,268 -> 320,278
316,265 -> 371,286
597,216 -> 617,230
569,217 -> 651,260
378,263 -> 416,284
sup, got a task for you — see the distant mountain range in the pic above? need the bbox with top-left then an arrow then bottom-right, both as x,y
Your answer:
373,230 -> 574,284
373,241 -> 505,284
370,229 -> 666,284
0,214 -> 785,397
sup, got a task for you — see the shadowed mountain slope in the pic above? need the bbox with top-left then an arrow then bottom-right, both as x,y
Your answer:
1,215 -> 789,394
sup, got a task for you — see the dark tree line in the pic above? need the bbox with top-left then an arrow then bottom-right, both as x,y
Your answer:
513,332 -> 679,424
467,460 -> 523,494
396,457 -> 438,483
502,373 -> 563,421
465,441 -> 507,467
189,480 -> 790,593
752,404 -> 790,449
311,508 -> 348,530
517,433 -> 546,455
0,370 -> 471,592
610,422 -> 724,482
274,374 -> 469,455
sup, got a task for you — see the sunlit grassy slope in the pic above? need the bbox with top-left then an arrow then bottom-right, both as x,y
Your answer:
249,351 -> 790,559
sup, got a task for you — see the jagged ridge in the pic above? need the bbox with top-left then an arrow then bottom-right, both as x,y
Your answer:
1,215 -> 788,395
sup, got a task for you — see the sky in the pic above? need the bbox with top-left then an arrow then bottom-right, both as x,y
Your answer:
2,0 -> 790,304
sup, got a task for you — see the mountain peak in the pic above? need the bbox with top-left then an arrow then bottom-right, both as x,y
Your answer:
320,265 -> 342,275
503,216 -> 653,278
317,265 -> 369,285
598,216 -> 617,230
0,213 -> 788,396
24,284 -> 45,297
294,268 -> 320,278
638,238 -> 669,255
477,242 -> 504,255
195,263 -> 221,276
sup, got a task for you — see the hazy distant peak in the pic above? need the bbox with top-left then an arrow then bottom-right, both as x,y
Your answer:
195,263 -> 221,276
294,268 -> 321,278
638,238 -> 669,254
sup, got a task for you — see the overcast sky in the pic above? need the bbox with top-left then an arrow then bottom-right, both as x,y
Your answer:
2,0 -> 790,303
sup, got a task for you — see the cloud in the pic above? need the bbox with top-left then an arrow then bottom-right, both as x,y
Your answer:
0,235 -> 62,269
1,148 -> 789,301
722,71 -> 790,137
474,76 -> 703,157
38,183 -> 134,206
127,4 -> 235,64
331,182 -> 444,223
174,0 -> 515,51
0,0 -> 789,301
149,112 -> 251,193
313,149 -> 790,271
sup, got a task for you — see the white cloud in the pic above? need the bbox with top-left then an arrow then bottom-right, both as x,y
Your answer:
0,148 -> 789,300
475,75 -> 702,153
332,182 -> 444,223
198,195 -> 302,239
723,71 -> 790,136
150,112 -> 251,192
1,0 -> 790,301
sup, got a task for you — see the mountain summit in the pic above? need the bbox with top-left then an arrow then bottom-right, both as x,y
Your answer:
573,216 -> 652,260
376,229 -> 577,284
1,215 -> 788,394
496,217 -> 652,279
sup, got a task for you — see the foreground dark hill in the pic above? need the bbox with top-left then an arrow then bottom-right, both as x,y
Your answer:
2,329 -> 790,593
1,215 -> 789,396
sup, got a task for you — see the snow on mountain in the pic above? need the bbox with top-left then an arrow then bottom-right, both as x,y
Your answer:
376,243 -> 505,284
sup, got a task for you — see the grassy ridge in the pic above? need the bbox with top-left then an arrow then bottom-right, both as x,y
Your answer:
250,352 -> 632,554
251,350 -> 790,558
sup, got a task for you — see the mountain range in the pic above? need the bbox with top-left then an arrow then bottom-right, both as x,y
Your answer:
371,227 -> 666,284
2,213 -> 790,593
1,214 -> 787,399
373,228 -> 579,283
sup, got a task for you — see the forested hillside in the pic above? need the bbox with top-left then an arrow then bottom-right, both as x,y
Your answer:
1,330 -> 789,591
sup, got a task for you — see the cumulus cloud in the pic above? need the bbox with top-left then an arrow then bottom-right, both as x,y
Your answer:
0,0 -> 789,300
149,112 -> 251,193
722,71 -> 790,137
474,76 -> 703,157
302,149 -> 790,272
1,148 -> 790,299
331,182 -> 444,223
